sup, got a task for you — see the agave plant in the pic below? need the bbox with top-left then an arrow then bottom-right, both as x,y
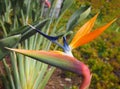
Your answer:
6,13 -> 116,89
0,0 -> 92,89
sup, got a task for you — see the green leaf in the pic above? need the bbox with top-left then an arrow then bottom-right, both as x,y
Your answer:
8,19 -> 49,42
60,0 -> 74,14
66,5 -> 91,31
38,67 -> 55,89
52,0 -> 73,33
0,35 -> 21,60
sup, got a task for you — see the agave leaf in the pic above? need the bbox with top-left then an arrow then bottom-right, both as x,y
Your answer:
0,35 -> 21,60
66,5 -> 91,31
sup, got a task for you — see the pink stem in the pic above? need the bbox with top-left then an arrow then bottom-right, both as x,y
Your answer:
79,63 -> 91,89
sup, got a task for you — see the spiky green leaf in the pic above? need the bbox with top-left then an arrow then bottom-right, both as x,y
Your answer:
60,0 -> 74,15
0,35 -> 21,60
9,19 -> 49,42
66,5 -> 91,31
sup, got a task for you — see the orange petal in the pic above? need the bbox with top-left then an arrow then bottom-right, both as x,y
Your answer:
70,13 -> 98,49
70,19 -> 116,49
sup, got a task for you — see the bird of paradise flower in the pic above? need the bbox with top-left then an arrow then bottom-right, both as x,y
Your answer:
6,14 -> 116,89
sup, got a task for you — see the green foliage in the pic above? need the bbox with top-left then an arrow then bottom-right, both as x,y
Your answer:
60,0 -> 74,14
0,0 -> 68,89
66,5 -> 91,31
0,0 -> 92,89
87,58 -> 119,89
0,35 -> 21,60
0,0 -> 120,89
79,0 -> 120,22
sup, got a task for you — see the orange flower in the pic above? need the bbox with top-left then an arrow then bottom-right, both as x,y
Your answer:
70,14 -> 116,49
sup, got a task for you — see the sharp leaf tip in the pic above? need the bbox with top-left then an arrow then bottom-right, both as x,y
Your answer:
4,47 -> 14,51
27,23 -> 36,29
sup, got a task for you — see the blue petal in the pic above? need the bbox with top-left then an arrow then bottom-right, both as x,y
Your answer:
63,37 -> 73,56
63,37 -> 71,52
34,28 -> 63,42
28,24 -> 72,56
